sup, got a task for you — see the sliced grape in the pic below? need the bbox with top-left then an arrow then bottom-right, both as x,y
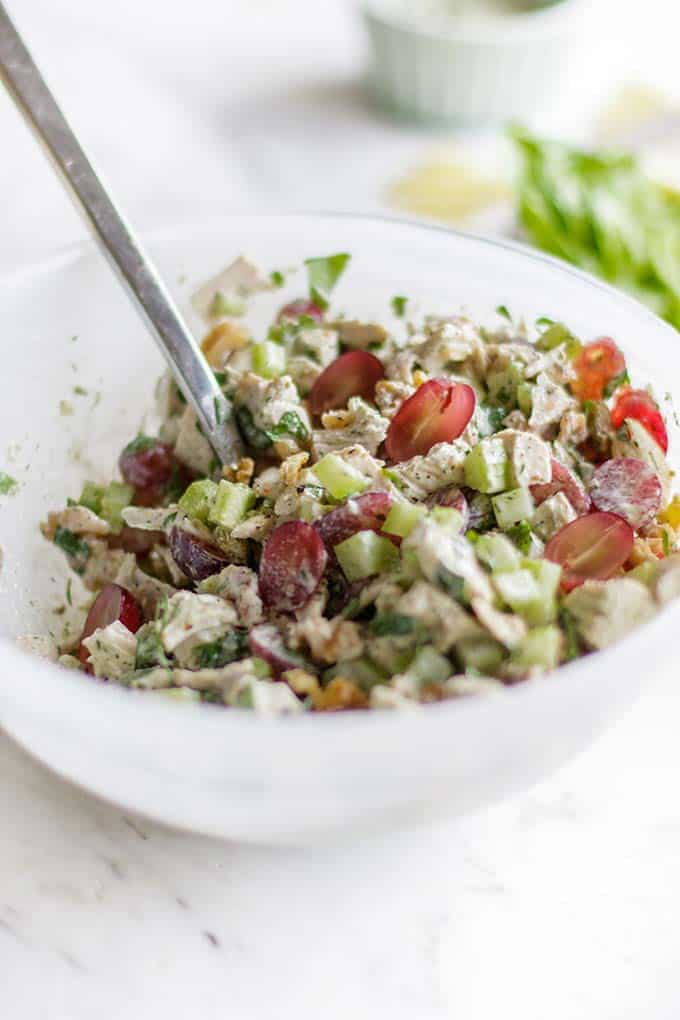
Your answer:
385,379 -> 476,463
571,337 -> 626,401
426,486 -> 469,531
544,511 -> 634,592
119,437 -> 175,490
314,491 -> 394,554
168,526 -> 230,582
308,350 -> 384,416
78,583 -> 142,670
258,521 -> 327,612
530,458 -> 591,515
611,387 -> 668,453
589,458 -> 662,530
277,299 -> 324,323
249,623 -> 310,678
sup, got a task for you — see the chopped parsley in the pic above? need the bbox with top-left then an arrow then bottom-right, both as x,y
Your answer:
73,385 -> 88,396
535,315 -> 555,329
604,369 -> 630,399
391,295 -> 408,318
496,304 -> 512,322
122,434 -> 157,457
476,402 -> 507,437
53,526 -> 91,571
0,472 -> 18,496
194,630 -> 248,669
270,270 -> 286,288
65,578 -> 73,606
135,624 -> 170,670
269,411 -> 310,444
304,253 -> 351,310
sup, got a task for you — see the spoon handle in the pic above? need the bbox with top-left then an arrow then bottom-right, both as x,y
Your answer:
0,2 -> 242,465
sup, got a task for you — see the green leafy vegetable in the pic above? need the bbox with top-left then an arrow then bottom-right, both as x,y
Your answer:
135,624 -> 170,670
194,630 -> 248,669
235,406 -> 309,450
53,526 -> 91,571
496,304 -> 512,322
269,411 -> 310,444
122,434 -> 157,457
304,253 -> 351,310
391,295 -> 408,318
369,613 -> 417,637
603,369 -> 630,398
512,126 -> 680,330
0,472 -> 18,496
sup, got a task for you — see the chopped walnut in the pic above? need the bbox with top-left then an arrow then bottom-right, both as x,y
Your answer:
223,456 -> 255,485
314,678 -> 368,711
201,321 -> 250,366
280,451 -> 310,487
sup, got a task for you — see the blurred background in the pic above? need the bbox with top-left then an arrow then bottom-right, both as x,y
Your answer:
2,0 -> 679,280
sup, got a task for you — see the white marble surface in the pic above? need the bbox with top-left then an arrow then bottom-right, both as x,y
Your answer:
3,1 -> 680,1017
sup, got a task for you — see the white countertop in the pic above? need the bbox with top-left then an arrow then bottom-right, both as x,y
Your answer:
2,1 -> 680,1017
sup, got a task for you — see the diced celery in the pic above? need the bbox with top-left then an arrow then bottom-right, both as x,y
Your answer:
457,635 -> 505,673
100,481 -> 134,531
315,454 -> 370,500
520,558 -> 561,625
251,657 -> 272,678
517,382 -> 534,416
430,506 -> 464,531
178,478 -> 219,523
208,480 -> 255,529
252,340 -> 286,379
475,533 -> 522,574
627,561 -> 659,586
151,687 -> 201,703
493,569 -> 542,615
78,480 -> 104,514
335,530 -> 399,582
464,439 -> 509,494
383,501 -> 428,538
486,360 -> 525,405
511,625 -> 563,671
535,322 -> 581,360
492,487 -> 535,530
407,645 -> 452,684
324,657 -> 388,690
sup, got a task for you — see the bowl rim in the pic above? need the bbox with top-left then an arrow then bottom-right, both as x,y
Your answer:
360,0 -> 588,44
1,209 -> 679,752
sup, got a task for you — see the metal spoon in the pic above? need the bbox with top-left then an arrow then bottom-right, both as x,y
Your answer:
0,2 -> 243,465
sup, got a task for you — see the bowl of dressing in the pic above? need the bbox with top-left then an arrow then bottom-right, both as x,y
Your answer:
361,0 -> 588,125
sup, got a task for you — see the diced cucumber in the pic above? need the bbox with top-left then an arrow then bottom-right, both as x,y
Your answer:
511,625 -> 563,671
383,501 -> 428,538
492,487 -> 535,530
315,454 -> 370,500
464,439 -> 510,494
251,340 -> 286,379
208,480 -> 255,529
493,569 -> 542,615
430,506 -> 464,531
475,532 -> 522,574
78,480 -> 104,514
457,635 -> 505,673
178,478 -> 219,523
335,530 -> 399,581
100,481 -> 134,531
516,382 -> 534,416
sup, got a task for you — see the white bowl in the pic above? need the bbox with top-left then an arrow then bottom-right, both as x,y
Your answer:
1,213 -> 678,846
361,0 -> 588,124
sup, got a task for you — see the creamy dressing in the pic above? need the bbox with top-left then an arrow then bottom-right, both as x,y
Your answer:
395,0 -> 554,26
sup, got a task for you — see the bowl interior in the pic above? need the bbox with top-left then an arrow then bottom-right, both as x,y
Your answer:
1,213 -> 679,840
